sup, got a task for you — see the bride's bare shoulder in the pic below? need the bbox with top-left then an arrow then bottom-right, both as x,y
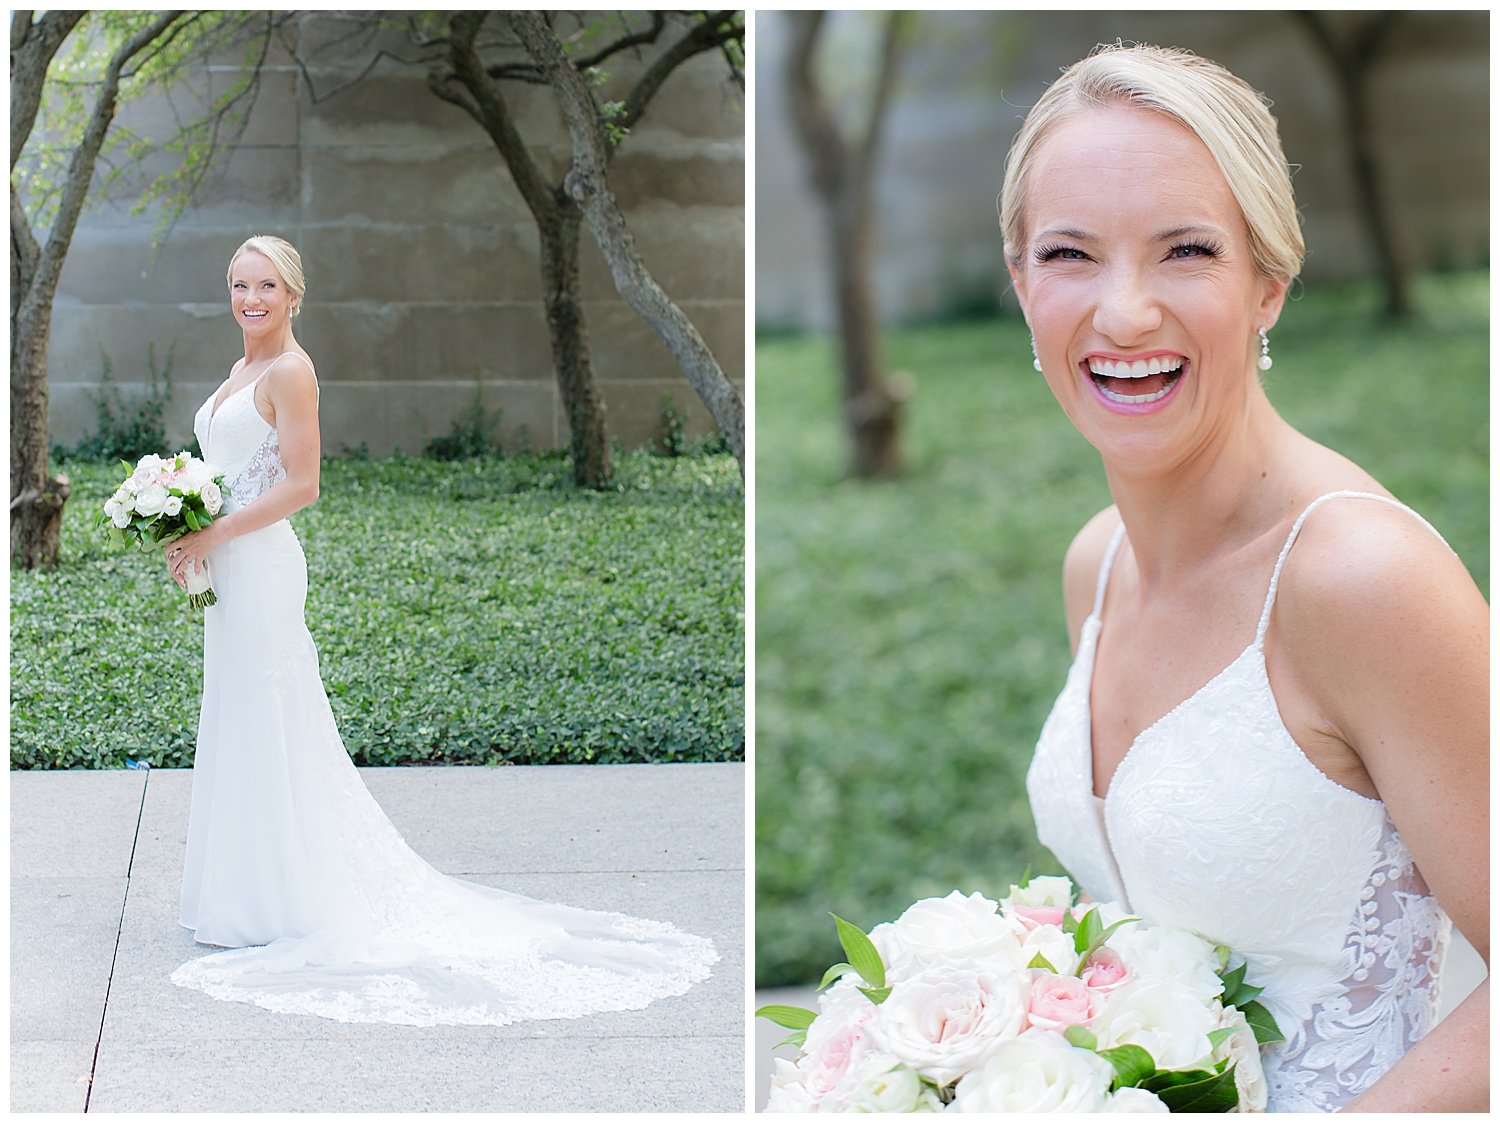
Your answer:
1061,506 -> 1121,647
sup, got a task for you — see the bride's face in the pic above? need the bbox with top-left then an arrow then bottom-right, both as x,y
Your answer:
229,251 -> 296,335
1007,104 -> 1287,470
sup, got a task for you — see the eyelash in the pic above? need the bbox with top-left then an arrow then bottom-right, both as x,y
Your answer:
1034,243 -> 1085,264
1031,240 -> 1225,264
1167,240 -> 1223,260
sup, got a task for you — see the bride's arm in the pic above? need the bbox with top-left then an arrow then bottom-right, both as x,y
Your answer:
1279,507 -> 1488,1112
168,355 -> 320,587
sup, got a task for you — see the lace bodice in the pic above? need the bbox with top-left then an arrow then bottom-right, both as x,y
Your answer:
193,370 -> 287,508
1027,492 -> 1451,1112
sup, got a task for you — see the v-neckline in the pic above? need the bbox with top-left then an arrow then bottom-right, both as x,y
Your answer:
1082,612 -> 1263,802
209,377 -> 257,422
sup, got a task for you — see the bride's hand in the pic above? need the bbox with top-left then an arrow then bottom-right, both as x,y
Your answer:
167,526 -> 221,588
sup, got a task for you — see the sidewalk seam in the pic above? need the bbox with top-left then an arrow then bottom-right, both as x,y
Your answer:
83,770 -> 149,1113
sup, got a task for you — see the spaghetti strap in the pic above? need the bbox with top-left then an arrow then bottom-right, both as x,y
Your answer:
1254,489 -> 1454,646
1091,522 -> 1128,619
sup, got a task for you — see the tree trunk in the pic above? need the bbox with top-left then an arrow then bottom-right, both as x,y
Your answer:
512,11 -> 745,476
538,203 -> 611,486
436,12 -> 611,488
11,10 -> 183,568
1296,12 -> 1409,319
785,11 -> 908,479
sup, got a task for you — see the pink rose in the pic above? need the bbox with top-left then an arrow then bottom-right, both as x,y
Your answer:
1027,972 -> 1097,1032
1081,947 -> 1131,993
807,1020 -> 863,1100
1011,905 -> 1068,928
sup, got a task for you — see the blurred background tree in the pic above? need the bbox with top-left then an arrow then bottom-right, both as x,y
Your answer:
785,10 -> 910,479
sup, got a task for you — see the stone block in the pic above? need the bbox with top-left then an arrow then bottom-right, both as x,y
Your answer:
299,73 -> 476,153
607,146 -> 746,211
600,377 -> 742,448
586,299 -> 744,383
577,205 -> 744,302
295,220 -> 542,304
298,145 -> 531,225
297,302 -> 554,384
317,379 -> 559,457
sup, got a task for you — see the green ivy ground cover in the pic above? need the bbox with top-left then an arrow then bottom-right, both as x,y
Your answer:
13,449 -> 745,770
755,272 -> 1487,987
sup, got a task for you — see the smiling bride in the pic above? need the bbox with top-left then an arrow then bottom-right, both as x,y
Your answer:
1007,45 -> 1487,1112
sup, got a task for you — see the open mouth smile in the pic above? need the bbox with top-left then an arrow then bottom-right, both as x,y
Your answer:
1085,354 -> 1186,411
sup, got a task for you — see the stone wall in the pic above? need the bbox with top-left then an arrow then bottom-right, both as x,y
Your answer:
48,13 -> 745,457
756,10 -> 1488,331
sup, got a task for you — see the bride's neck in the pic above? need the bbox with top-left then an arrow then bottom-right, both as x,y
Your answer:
242,331 -> 296,366
1103,401 -> 1298,590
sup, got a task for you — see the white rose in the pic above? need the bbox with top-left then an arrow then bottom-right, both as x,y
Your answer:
104,499 -> 132,528
1012,920 -> 1081,975
1090,976 -> 1220,1069
863,963 -> 1027,1087
1104,1087 -> 1172,1112
1110,924 -> 1224,1005
870,891 -> 1024,981
163,495 -> 183,516
133,483 -> 169,517
180,459 -> 212,492
200,480 -> 223,515
1214,1005 -> 1268,1112
764,1057 -> 815,1113
1000,875 -> 1075,911
837,1055 -> 941,1113
949,1034 -> 1114,1112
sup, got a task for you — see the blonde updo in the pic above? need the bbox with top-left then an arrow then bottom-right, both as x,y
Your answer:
1000,43 -> 1304,282
227,234 -> 306,317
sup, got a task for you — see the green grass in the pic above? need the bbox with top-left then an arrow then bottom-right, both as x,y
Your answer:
754,272 -> 1488,987
13,449 -> 745,770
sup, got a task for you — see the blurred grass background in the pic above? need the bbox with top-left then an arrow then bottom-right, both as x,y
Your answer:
754,271 -> 1488,987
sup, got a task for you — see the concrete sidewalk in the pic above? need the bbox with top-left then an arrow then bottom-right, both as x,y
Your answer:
12,763 -> 745,1113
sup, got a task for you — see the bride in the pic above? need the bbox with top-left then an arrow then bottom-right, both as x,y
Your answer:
1010,47 -> 1486,1110
163,234 -> 716,1025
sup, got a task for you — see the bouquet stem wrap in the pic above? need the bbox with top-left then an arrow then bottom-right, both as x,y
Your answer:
183,559 -> 216,609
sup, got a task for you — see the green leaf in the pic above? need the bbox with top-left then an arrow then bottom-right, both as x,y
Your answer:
1241,1000 -> 1285,1045
774,1030 -> 807,1050
184,508 -> 201,531
1026,951 -> 1056,972
1144,1066 -> 1239,1113
1063,1025 -> 1097,1051
1206,1027 -> 1237,1052
1096,1044 -> 1156,1090
831,914 -> 886,990
819,962 -> 854,989
857,985 -> 892,1004
755,1004 -> 816,1030
1072,906 -> 1102,954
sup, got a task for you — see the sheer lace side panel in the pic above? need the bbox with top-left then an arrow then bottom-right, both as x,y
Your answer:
1263,819 -> 1450,1112
225,429 -> 286,507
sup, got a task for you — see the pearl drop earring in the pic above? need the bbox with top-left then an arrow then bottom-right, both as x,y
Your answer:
1257,327 -> 1273,371
1031,337 -> 1043,373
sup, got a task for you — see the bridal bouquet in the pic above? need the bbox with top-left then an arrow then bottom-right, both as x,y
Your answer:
759,876 -> 1281,1113
99,451 -> 226,608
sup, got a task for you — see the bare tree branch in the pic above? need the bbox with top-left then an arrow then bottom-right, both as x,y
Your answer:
617,12 -> 742,134
11,10 -> 87,169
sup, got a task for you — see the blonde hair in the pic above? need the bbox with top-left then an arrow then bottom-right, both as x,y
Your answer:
1000,43 -> 1303,282
227,234 -> 306,317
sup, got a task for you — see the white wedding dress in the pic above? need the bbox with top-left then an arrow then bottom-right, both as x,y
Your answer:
1028,492 -> 1452,1112
173,367 -> 717,1024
